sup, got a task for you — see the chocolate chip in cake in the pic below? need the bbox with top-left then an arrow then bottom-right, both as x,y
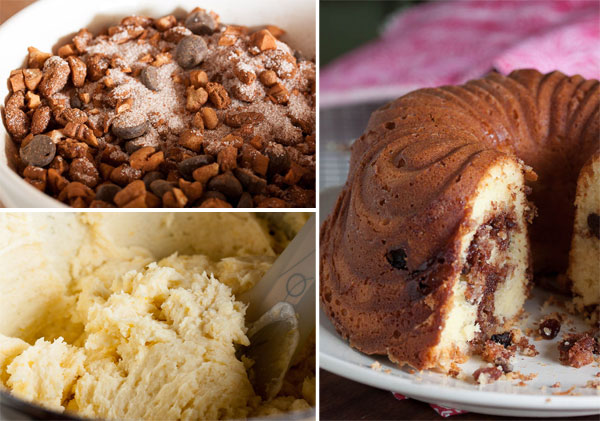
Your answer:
185,10 -> 217,35
111,111 -> 148,140
539,318 -> 561,340
386,248 -> 407,270
491,332 -> 512,348
140,66 -> 161,91
178,155 -> 214,180
588,213 -> 600,239
207,171 -> 243,200
20,135 -> 56,167
95,183 -> 121,203
175,35 -> 208,69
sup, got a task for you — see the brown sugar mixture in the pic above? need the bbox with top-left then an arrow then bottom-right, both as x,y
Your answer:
2,8 -> 315,208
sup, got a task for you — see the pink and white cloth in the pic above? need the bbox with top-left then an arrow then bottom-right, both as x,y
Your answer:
320,0 -> 600,107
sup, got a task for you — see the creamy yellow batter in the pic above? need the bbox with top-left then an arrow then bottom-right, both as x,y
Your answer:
0,213 -> 313,420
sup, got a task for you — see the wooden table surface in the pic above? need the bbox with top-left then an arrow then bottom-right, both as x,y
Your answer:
320,370 -> 599,421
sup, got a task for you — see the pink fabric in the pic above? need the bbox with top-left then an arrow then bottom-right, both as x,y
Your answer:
391,392 -> 468,417
320,0 -> 600,106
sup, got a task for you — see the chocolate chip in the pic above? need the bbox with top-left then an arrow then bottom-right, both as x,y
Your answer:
491,332 -> 512,348
20,135 -> 56,167
140,66 -> 160,91
185,10 -> 217,35
539,318 -> 561,340
70,93 -> 82,109
237,192 -> 253,208
265,144 -> 291,175
175,35 -> 208,69
142,171 -> 163,189
386,248 -> 407,270
149,179 -> 174,198
95,183 -> 121,203
588,213 -> 600,239
178,155 -> 214,179
111,111 -> 148,139
207,171 -> 243,199
234,168 -> 266,194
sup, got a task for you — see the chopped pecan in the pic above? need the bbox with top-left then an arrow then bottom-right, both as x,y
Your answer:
155,15 -> 177,31
130,146 -> 164,172
23,165 -> 47,191
72,29 -> 93,53
217,146 -> 238,172
66,56 -> 87,87
192,162 -> 219,184
268,82 -> 289,104
163,187 -> 188,207
48,168 -> 69,193
39,56 -> 70,97
27,47 -> 51,69
62,122 -> 98,147
178,129 -> 203,152
224,111 -> 264,128
87,54 -> 109,81
178,179 -> 204,202
110,164 -> 142,186
186,86 -> 208,112
206,82 -> 231,109
69,157 -> 100,188
31,106 -> 51,134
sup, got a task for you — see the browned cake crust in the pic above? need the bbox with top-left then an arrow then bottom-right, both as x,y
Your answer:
320,69 -> 599,370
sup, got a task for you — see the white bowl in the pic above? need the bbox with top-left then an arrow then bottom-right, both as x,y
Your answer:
0,0 -> 316,208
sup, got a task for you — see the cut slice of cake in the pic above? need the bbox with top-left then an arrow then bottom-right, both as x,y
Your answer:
427,156 -> 533,371
568,151 -> 600,316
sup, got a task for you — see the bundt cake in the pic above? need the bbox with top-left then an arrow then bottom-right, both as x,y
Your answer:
320,69 -> 599,371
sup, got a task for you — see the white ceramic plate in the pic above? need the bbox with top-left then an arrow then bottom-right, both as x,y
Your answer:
0,0 -> 315,207
319,186 -> 600,418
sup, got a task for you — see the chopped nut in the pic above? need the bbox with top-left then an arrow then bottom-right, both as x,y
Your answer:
192,112 -> 205,130
62,122 -> 98,147
265,25 -> 285,38
87,54 -> 109,81
186,86 -> 208,112
268,82 -> 289,104
178,179 -> 204,202
69,157 -> 100,188
72,28 -> 93,53
66,56 -> 87,87
233,64 -> 256,85
200,197 -> 232,208
224,111 -> 264,128
151,52 -> 172,67
189,70 -> 208,88
206,82 -> 231,109
30,106 -> 51,134
110,164 -> 142,186
115,97 -> 133,114
48,168 -> 69,193
39,56 -> 70,97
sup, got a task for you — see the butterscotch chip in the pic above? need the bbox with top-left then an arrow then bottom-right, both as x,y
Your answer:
9,70 -> 25,92
250,29 -> 277,53
25,91 -> 41,109
199,197 -> 231,208
206,82 -> 231,109
22,68 -> 42,91
27,46 -> 51,69
192,162 -> 219,184
259,70 -> 278,87
57,43 -> 76,57
201,107 -> 219,129
189,70 -> 208,88
178,129 -> 203,152
265,25 -> 285,38
113,179 -> 146,207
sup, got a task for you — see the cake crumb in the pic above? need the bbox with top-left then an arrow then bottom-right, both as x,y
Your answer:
552,386 -> 577,396
370,361 -> 382,372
